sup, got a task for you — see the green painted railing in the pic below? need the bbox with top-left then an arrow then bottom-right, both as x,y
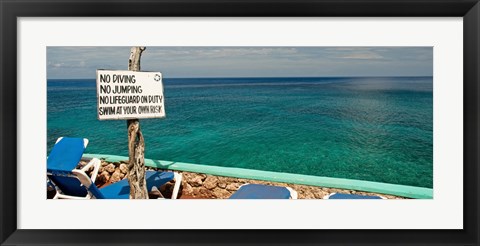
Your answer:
83,153 -> 433,199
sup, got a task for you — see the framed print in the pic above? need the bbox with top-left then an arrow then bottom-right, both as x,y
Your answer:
1,0 -> 479,245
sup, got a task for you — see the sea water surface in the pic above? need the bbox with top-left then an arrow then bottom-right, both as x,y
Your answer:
47,77 -> 433,188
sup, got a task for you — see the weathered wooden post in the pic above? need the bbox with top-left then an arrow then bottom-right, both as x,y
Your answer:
96,47 -> 165,199
127,46 -> 148,199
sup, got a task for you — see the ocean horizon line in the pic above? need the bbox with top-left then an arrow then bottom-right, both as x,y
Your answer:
47,75 -> 434,81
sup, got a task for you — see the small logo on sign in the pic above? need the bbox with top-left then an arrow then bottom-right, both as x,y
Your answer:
154,74 -> 161,82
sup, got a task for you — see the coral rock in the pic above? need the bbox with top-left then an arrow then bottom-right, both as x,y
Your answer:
226,183 -> 241,191
212,188 -> 231,199
98,171 -> 110,183
203,176 -> 218,190
119,164 -> 128,174
110,170 -> 123,183
189,175 -> 204,187
105,164 -> 116,173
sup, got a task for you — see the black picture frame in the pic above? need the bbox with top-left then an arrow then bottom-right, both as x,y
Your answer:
1,0 -> 479,245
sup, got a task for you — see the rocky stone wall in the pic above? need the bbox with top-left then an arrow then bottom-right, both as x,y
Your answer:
78,159 -> 129,187
178,171 -> 405,199
79,159 -> 405,199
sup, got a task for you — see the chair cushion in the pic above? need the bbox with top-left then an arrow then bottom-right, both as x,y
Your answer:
229,184 -> 291,199
328,193 -> 382,199
99,170 -> 175,199
47,137 -> 86,175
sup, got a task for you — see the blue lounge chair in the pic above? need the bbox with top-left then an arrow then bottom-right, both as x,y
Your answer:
323,192 -> 385,199
229,184 -> 297,199
73,168 -> 182,199
47,137 -> 102,199
47,137 -> 182,199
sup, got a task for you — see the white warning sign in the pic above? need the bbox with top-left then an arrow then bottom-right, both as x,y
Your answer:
96,70 -> 165,120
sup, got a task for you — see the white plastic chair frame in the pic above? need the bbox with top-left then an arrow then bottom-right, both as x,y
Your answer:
286,187 -> 298,199
171,172 -> 183,199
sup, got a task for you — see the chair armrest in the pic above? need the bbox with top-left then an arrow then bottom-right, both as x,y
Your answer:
80,158 -> 101,183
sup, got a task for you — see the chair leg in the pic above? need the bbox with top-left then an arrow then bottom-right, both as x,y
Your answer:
49,178 -> 64,199
286,187 -> 298,199
150,186 -> 165,199
171,172 -> 182,199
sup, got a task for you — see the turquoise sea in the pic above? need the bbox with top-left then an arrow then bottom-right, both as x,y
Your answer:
47,77 -> 433,188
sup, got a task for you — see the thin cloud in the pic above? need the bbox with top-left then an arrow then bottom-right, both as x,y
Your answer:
145,47 -> 299,60
47,46 -> 433,79
339,53 -> 384,59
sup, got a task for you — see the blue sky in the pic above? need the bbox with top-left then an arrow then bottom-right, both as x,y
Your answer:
47,47 -> 432,79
